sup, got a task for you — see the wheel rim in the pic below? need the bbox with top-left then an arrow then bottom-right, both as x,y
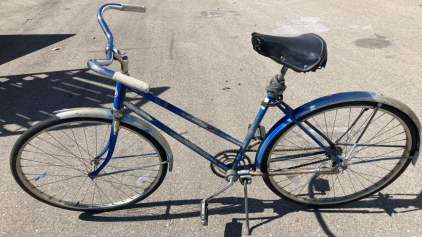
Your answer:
266,104 -> 414,205
15,119 -> 166,210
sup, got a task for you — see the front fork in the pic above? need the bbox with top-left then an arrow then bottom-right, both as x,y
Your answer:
90,49 -> 129,178
88,116 -> 121,178
89,82 -> 126,178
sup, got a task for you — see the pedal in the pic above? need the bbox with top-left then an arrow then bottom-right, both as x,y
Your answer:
200,201 -> 208,226
199,171 -> 237,226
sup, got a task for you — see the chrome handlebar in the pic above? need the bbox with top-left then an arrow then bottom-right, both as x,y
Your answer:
87,3 -> 146,79
98,3 -> 146,49
86,4 -> 150,92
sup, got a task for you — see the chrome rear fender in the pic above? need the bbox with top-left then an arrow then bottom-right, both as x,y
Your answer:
254,91 -> 421,170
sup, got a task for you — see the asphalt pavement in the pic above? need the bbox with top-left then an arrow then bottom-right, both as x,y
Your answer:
1,0 -> 421,236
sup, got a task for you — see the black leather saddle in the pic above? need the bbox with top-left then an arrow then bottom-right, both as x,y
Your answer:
251,33 -> 327,73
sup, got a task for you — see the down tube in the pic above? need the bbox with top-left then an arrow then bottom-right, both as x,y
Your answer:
232,96 -> 270,168
124,101 -> 230,171
127,87 -> 243,147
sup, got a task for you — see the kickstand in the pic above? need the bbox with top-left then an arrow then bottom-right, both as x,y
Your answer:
243,179 -> 250,235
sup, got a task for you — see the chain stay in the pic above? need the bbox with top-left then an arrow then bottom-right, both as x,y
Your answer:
212,147 -> 329,173
219,147 -> 324,154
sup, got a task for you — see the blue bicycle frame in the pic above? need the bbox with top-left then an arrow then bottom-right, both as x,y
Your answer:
86,3 -> 341,178
88,82 -> 341,178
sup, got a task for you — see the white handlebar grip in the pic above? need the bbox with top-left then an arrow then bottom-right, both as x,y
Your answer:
121,4 -> 146,13
112,72 -> 150,93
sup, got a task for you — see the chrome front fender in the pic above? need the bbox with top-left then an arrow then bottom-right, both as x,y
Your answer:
254,91 -> 421,170
54,107 -> 174,171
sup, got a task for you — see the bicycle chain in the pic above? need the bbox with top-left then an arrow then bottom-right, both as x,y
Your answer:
217,147 -> 324,154
211,147 -> 330,177
286,157 -> 331,169
271,147 -> 332,170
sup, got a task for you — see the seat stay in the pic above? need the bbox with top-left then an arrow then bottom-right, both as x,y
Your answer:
345,103 -> 382,160
275,101 -> 342,164
303,120 -> 335,147
334,107 -> 369,143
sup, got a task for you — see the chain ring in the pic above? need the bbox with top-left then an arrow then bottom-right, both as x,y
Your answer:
210,150 -> 252,178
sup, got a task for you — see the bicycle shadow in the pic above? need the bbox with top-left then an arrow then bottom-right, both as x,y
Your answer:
0,68 -> 170,137
0,34 -> 75,65
78,191 -> 422,236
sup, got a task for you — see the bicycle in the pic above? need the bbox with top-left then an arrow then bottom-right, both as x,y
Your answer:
10,3 -> 421,235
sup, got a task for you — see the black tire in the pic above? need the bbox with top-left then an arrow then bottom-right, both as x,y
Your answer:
261,101 -> 418,207
10,117 -> 168,212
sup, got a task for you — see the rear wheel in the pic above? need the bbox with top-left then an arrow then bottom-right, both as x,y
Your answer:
261,102 -> 418,206
10,117 -> 168,211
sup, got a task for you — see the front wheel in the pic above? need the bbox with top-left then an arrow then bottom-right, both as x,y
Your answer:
10,117 -> 168,212
261,101 -> 418,207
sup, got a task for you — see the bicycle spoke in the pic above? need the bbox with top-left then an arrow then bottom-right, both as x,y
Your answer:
13,118 -> 166,211
95,125 -> 98,155
80,126 -> 91,159
330,110 -> 338,141
34,175 -> 85,188
33,135 -> 89,172
279,133 -> 311,149
310,117 -> 327,140
264,102 -> 415,206
68,126 -> 89,162
92,179 -> 114,205
22,150 -> 76,158
46,131 -> 91,172
98,175 -> 125,202
323,112 -> 329,139
26,144 -> 87,175
70,176 -> 89,204
20,157 -> 87,171
347,168 -> 379,185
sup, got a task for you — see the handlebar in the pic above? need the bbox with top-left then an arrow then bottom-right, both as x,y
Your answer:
87,3 -> 150,93
121,4 -> 146,13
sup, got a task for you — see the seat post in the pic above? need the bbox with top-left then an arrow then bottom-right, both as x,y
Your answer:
262,66 -> 288,106
277,65 -> 289,82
